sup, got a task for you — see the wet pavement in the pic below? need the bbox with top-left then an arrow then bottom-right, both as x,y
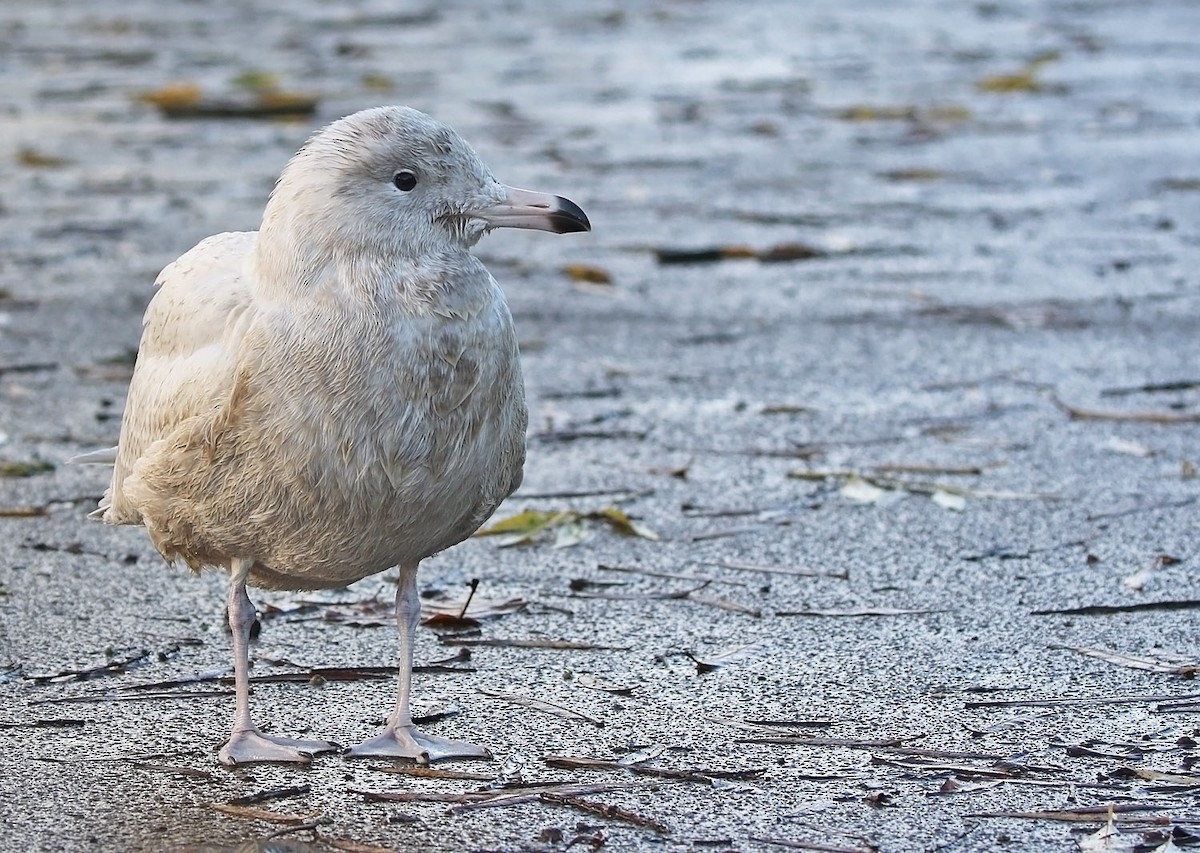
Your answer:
1,1 -> 1199,851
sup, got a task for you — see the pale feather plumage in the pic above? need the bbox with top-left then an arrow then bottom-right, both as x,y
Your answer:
99,108 -> 555,590
91,106 -> 589,764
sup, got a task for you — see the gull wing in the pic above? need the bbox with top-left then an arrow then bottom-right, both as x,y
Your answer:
102,231 -> 257,523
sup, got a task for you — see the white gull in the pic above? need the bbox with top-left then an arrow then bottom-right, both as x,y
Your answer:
88,105 -> 590,765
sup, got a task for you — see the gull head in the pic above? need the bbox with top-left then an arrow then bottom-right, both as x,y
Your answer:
256,106 -> 589,279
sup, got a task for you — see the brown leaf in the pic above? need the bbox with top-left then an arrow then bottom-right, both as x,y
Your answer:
137,82 -> 203,109
17,148 -> 71,168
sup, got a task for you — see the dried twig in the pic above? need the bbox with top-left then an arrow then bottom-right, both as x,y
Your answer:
710,560 -> 849,580
440,638 -> 628,651
544,754 -> 765,784
1055,398 -> 1200,423
539,791 -> 668,833
966,692 -> 1200,709
1032,600 -> 1200,616
478,689 -> 604,726
775,607 -> 934,618
735,736 -> 909,749
1051,643 -> 1198,677
226,785 -> 312,807
369,765 -> 494,781
751,837 -> 874,853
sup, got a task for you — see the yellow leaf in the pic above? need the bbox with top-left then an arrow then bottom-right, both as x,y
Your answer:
591,507 -> 660,540
561,264 -> 612,284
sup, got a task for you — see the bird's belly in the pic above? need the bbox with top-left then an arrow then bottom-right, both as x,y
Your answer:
246,381 -> 526,590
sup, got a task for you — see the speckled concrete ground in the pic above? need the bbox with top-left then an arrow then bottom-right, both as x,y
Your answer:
1,2 -> 1199,851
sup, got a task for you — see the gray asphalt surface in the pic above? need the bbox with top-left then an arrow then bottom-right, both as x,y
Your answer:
1,2 -> 1199,852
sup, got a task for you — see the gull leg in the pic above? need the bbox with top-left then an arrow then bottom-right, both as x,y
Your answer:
345,563 -> 491,763
218,557 -> 338,766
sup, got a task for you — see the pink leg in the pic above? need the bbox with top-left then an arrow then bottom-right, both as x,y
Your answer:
345,563 -> 490,763
218,558 -> 338,766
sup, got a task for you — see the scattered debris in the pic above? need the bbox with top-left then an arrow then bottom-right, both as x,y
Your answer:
736,734 -> 910,749
1122,553 -> 1180,591
226,785 -> 312,807
1032,599 -> 1200,617
1101,379 -> 1200,397
710,559 -> 849,580
654,243 -> 826,265
832,104 -> 972,122
964,692 -> 1200,709
976,51 -> 1062,93
1055,398 -> 1200,424
575,675 -> 638,695
788,468 -> 1058,502
775,607 -> 934,618
1051,644 -> 1197,678
751,836 -> 874,853
685,642 -> 765,674
478,689 -> 604,726
561,264 -> 612,284
0,506 -> 48,518
442,638 -> 628,651
475,506 -> 659,547
207,802 -> 322,824
540,790 -> 668,833
17,148 -> 71,168
1104,436 -> 1156,458
138,82 -> 318,119
0,460 -> 54,478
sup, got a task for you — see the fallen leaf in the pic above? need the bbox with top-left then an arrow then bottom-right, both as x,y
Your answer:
552,519 -> 589,549
0,460 -> 54,478
475,509 -> 573,546
561,264 -> 612,284
977,52 -> 1061,94
840,475 -> 891,504
592,506 -> 659,540
880,168 -> 947,182
475,507 -> 657,547
137,82 -> 203,108
1126,767 -> 1200,786
17,148 -> 71,168
931,489 -> 966,511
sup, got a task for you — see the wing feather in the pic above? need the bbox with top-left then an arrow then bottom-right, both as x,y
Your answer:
103,232 -> 257,523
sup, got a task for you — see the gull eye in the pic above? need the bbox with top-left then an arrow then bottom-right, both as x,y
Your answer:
393,171 -> 417,192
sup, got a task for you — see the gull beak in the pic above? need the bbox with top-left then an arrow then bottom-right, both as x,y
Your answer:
479,186 -> 591,234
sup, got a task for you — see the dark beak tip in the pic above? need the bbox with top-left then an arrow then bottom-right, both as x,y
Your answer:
552,197 -> 591,234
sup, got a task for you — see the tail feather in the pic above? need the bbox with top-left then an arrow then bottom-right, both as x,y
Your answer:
70,447 -> 118,465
